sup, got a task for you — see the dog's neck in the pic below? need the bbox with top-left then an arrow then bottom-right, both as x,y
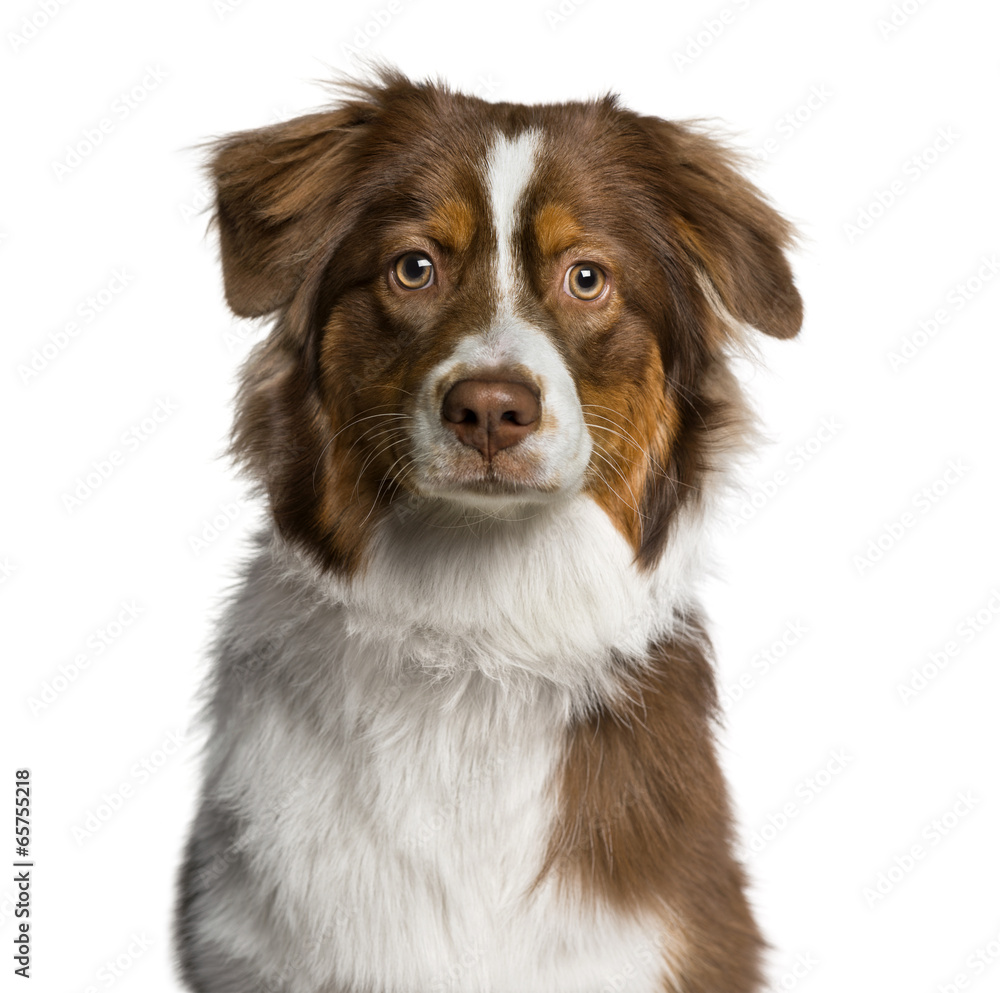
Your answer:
259,489 -> 714,701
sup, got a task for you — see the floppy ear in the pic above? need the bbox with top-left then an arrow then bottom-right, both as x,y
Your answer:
209,107 -> 371,317
642,119 -> 803,339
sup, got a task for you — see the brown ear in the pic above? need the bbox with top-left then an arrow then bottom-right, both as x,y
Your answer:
209,107 -> 372,317
643,119 -> 803,339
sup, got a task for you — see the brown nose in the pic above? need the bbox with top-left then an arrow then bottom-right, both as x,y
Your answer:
441,379 -> 541,460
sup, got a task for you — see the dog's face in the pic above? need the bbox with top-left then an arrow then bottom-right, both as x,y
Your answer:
214,71 -> 801,575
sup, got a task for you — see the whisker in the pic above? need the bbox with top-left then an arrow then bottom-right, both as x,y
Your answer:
354,430 -> 406,498
384,460 -> 417,506
591,444 -> 642,512
311,409 -> 410,491
341,415 -> 411,464
581,406 -> 668,475
329,406 -> 408,444
662,381 -> 711,431
589,445 -> 645,539
592,466 -> 643,532
361,447 -> 415,526
583,415 -> 645,452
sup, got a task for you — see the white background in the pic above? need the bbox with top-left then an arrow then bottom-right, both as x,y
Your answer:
3,0 -> 999,991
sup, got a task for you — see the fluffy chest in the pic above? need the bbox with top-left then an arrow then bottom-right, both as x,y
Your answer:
208,496 -> 694,990
218,624 -> 671,993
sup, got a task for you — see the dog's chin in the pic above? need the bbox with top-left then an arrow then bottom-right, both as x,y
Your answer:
403,432 -> 594,515
407,459 -> 584,517
422,485 -> 558,519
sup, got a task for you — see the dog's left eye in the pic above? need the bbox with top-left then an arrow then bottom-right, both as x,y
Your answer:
393,252 -> 435,290
565,262 -> 607,301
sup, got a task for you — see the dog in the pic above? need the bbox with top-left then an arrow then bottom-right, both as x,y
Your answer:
174,68 -> 802,993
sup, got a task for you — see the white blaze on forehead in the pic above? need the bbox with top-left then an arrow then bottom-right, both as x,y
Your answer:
484,129 -> 542,309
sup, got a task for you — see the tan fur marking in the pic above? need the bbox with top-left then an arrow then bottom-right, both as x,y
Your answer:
426,198 -> 477,252
534,203 -> 584,257
579,342 -> 678,556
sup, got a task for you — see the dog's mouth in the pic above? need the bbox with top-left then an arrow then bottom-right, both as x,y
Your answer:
412,448 -> 563,505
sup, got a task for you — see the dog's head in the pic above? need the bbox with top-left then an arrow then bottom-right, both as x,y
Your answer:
212,70 -> 801,576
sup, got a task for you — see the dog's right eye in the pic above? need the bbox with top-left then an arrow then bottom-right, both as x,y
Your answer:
393,252 -> 435,290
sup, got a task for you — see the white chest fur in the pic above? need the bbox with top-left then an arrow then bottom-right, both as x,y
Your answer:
200,494 -> 697,991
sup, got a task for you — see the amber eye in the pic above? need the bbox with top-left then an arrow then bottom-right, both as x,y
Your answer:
565,262 -> 607,301
393,252 -> 434,290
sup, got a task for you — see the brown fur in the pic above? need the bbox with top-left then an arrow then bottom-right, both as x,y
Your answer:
540,622 -> 765,991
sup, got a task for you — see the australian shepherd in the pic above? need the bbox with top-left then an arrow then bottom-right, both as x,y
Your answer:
175,68 -> 802,993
